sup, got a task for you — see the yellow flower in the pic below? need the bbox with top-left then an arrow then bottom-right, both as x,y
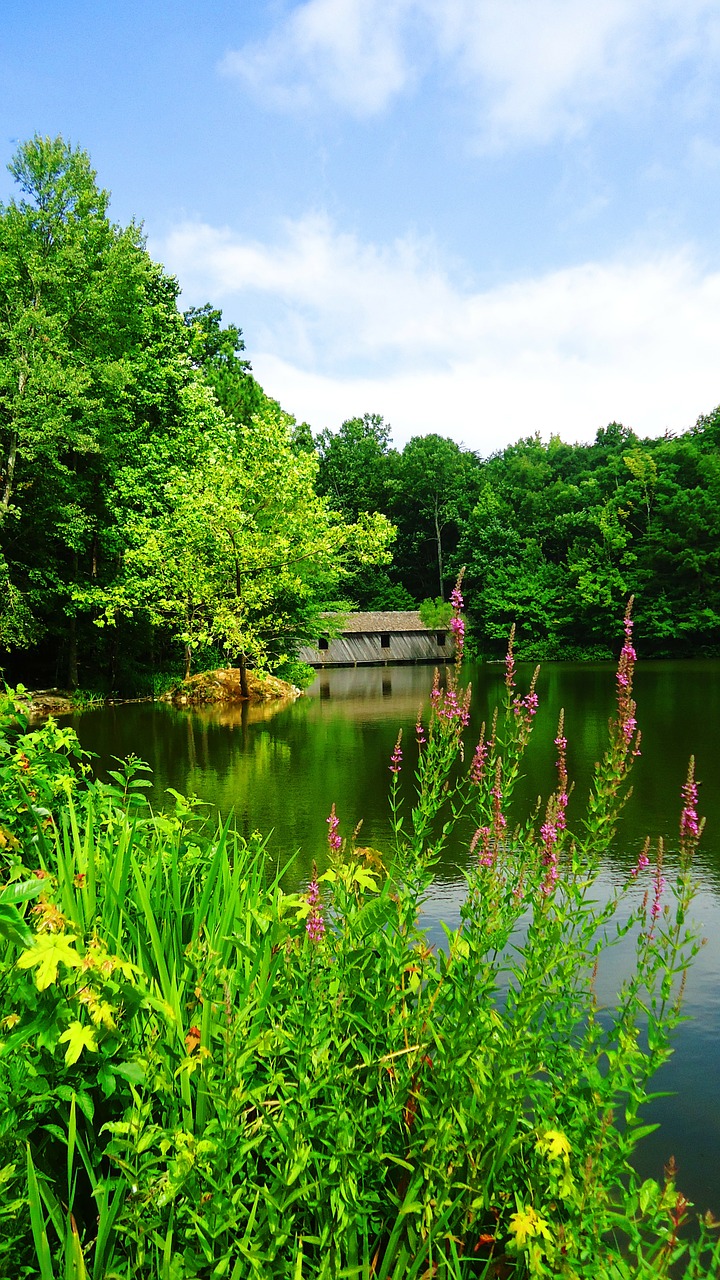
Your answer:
536,1128 -> 571,1161
508,1205 -> 552,1249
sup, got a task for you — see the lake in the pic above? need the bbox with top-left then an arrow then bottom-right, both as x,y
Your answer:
66,657 -> 720,1214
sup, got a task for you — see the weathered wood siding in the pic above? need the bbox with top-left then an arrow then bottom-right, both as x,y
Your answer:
300,629 -> 454,667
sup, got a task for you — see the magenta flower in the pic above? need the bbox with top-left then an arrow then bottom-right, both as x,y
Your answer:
615,601 -> 640,754
650,874 -> 667,921
326,804 -> 342,852
415,712 -> 427,747
470,825 -> 494,867
450,613 -> 465,660
540,816 -> 560,896
450,582 -> 464,613
469,728 -> 490,785
513,690 -> 539,719
631,839 -> 651,879
389,730 -> 403,775
490,760 -> 507,838
505,625 -> 516,694
680,760 -> 700,841
306,862 -> 325,942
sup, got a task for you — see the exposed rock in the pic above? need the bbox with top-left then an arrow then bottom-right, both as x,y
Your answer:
162,667 -> 301,706
25,689 -> 74,718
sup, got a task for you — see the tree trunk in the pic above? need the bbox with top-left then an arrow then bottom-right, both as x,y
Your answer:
1,371 -> 27,515
184,643 -> 192,680
67,616 -> 79,690
434,499 -> 445,600
239,650 -> 250,699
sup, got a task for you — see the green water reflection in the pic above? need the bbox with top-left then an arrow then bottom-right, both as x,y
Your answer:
68,659 -> 720,1212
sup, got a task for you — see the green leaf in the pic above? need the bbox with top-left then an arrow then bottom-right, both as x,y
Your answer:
17,934 -> 82,990
58,1022 -> 98,1066
0,902 -> 33,948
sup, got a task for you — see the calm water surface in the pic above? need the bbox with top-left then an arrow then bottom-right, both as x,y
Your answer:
68,659 -> 720,1212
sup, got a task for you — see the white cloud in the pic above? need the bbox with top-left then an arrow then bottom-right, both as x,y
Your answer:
157,215 -> 720,453
221,0 -> 419,118
221,0 -> 720,146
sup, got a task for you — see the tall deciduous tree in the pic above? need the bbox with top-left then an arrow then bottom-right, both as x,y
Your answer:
102,403 -> 395,677
0,137 -> 207,681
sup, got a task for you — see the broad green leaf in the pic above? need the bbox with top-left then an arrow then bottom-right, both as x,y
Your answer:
58,1022 -> 98,1066
17,934 -> 82,990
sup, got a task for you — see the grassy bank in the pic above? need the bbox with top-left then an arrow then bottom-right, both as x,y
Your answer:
0,599 -> 718,1278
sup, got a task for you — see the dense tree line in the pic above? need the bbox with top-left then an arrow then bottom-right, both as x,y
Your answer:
316,413 -> 720,658
2,135 -> 718,691
0,137 -> 392,692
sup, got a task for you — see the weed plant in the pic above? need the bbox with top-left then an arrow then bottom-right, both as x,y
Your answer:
0,594 -> 718,1278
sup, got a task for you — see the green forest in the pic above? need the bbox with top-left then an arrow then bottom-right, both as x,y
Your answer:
2,135 -> 720,695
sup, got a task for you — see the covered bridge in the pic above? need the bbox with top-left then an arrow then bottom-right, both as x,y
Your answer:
299,612 -> 455,668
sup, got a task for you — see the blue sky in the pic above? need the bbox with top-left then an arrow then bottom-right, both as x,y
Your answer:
5,1 -> 720,453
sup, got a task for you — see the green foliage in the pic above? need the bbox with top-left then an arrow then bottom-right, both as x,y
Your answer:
97,399 -> 395,677
274,657 -> 317,690
419,596 -> 453,629
0,608 -> 717,1277
0,686 -> 88,864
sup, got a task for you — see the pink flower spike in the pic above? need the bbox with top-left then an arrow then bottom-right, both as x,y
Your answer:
505,624 -> 516,693
630,840 -> 651,879
305,861 -> 325,942
326,804 -> 342,852
389,729 -> 403,775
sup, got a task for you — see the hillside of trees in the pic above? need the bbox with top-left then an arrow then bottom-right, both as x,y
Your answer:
2,135 -> 719,695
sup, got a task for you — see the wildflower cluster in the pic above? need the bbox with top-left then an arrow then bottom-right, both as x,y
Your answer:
306,863 -> 325,943
429,669 -> 471,729
630,837 -> 651,879
616,600 -> 641,755
326,803 -> 342,852
649,840 -> 667,929
539,714 -> 570,896
449,578 -> 465,664
469,718 -> 494,786
389,730 -> 403,775
680,757 -> 703,852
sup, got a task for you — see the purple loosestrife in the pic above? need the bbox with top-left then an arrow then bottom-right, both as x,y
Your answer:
630,837 -> 651,879
491,758 -> 507,840
615,601 -> 641,757
430,669 -> 441,713
450,574 -> 466,664
540,814 -> 560,896
512,665 -> 540,751
469,723 -> 490,786
505,624 -> 516,695
306,864 -> 325,943
436,683 -> 472,729
646,841 -> 666,937
554,712 -> 569,835
389,730 -> 403,775
415,711 -> 427,748
470,825 -> 494,868
680,758 -> 703,849
539,714 -> 570,896
326,804 -> 342,853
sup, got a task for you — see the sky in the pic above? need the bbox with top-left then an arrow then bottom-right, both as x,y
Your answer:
4,1 -> 720,455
